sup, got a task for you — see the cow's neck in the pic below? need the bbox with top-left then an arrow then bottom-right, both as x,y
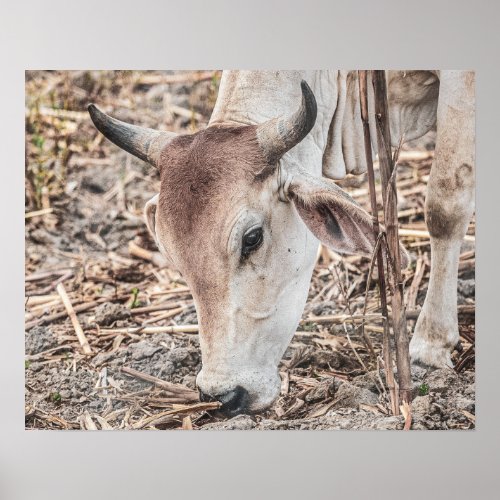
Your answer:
209,70 -> 339,177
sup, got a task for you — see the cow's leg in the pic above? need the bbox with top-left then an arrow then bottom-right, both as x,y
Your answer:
410,71 -> 475,368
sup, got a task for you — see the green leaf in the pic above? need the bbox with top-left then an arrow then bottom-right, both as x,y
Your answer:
418,383 -> 429,396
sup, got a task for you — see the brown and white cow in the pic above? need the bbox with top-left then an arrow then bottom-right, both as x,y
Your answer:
89,70 -> 475,417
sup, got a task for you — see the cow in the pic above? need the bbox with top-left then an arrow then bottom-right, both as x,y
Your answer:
88,70 -> 475,417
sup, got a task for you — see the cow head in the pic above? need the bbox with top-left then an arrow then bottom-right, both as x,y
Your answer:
89,81 -> 390,416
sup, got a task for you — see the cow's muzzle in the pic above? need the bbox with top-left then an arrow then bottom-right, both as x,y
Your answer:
199,385 -> 250,418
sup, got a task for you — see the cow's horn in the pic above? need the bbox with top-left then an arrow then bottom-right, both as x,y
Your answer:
88,104 -> 177,167
256,80 -> 317,163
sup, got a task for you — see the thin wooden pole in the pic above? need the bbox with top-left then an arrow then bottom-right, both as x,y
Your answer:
358,70 -> 399,415
371,70 -> 412,406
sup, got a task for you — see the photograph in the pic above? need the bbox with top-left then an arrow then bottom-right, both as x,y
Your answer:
24,69 -> 475,431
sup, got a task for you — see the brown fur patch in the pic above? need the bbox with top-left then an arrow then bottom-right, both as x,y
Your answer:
157,124 -> 269,236
426,205 -> 464,240
427,161 -> 474,240
455,163 -> 473,189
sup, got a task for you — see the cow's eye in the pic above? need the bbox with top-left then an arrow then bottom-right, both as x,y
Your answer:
242,227 -> 263,256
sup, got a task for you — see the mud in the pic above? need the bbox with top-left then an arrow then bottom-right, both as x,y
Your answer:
25,321 -> 475,430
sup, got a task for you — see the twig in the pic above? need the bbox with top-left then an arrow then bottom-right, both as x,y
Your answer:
34,106 -> 88,121
81,411 -> 98,430
332,263 -> 376,362
100,324 -> 199,336
399,228 -> 474,242
150,286 -> 190,297
130,301 -> 186,315
31,270 -> 74,296
455,345 -> 475,373
343,324 -> 368,371
25,299 -> 101,330
142,307 -> 187,325
56,283 -> 92,355
132,401 -> 221,429
303,313 -> 384,324
25,208 -> 54,219
25,345 -> 73,361
134,71 -> 219,86
120,366 -> 198,401
25,268 -> 74,283
128,241 -> 168,267
400,400 -> 412,431
406,256 -> 427,310
168,104 -> 204,122
360,231 -> 385,345
182,416 -> 193,430
25,294 -> 59,307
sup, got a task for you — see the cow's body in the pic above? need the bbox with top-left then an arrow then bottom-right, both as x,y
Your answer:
89,70 -> 475,415
211,70 -> 475,369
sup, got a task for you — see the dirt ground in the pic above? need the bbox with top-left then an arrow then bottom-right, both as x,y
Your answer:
25,71 -> 476,430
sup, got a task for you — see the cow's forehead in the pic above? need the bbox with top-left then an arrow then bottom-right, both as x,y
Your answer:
157,124 -> 270,245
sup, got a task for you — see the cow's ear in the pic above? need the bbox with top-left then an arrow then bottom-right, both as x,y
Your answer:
289,170 -> 409,267
289,173 -> 375,256
144,194 -> 177,268
144,194 -> 160,246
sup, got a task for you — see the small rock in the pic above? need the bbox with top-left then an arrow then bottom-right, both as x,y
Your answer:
454,396 -> 475,413
182,374 -> 197,390
425,368 -> 459,394
412,395 -> 431,415
410,364 -> 428,381
129,340 -> 163,361
168,347 -> 195,365
174,309 -> 197,325
457,279 -> 475,298
352,370 -> 384,393
92,351 -> 116,367
29,228 -> 51,245
309,350 -> 347,370
305,379 -> 336,403
464,383 -> 475,397
311,301 -> 337,316
89,400 -> 103,410
65,180 -> 78,195
157,361 -> 176,378
201,415 -> 256,430
332,382 -> 379,409
94,302 -> 131,326
25,326 -> 58,355
29,361 -> 43,372
59,390 -> 71,399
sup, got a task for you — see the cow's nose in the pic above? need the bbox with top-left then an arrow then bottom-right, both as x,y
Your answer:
199,386 -> 250,417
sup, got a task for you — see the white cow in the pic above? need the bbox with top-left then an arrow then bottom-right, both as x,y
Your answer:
89,70 -> 475,416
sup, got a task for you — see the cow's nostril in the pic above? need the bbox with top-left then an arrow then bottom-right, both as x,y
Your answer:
207,386 -> 250,417
199,386 -> 250,416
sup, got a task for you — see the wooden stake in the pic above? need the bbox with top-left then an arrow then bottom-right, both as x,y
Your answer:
372,70 -> 412,405
358,70 -> 399,415
56,283 -> 92,355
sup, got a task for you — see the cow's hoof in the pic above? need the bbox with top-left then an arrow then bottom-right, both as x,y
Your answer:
409,336 -> 454,369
